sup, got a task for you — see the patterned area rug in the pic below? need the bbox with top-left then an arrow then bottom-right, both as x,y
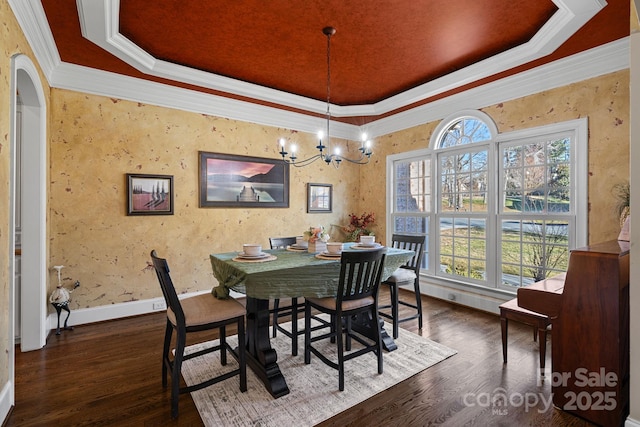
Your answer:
182,318 -> 457,426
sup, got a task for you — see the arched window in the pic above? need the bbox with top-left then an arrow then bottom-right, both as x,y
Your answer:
435,112 -> 495,149
387,110 -> 586,295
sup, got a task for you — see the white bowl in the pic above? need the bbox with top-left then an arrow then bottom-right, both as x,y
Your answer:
243,243 -> 262,256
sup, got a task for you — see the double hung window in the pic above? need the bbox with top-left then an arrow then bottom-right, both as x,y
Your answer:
387,111 -> 586,291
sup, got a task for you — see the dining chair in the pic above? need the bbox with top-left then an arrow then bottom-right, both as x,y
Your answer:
268,236 -> 305,355
378,234 -> 425,339
304,248 -> 386,391
150,250 -> 247,418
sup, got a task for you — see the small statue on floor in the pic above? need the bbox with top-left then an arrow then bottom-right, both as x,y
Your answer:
49,265 -> 80,335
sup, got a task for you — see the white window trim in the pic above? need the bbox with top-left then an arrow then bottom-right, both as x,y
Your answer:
385,115 -> 588,311
493,117 -> 588,249
432,109 -> 499,146
386,147 -> 432,243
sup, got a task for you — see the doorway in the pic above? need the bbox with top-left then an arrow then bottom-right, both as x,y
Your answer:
10,54 -> 47,358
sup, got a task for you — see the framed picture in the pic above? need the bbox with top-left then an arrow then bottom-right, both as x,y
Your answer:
127,174 -> 174,216
199,151 -> 290,208
307,183 -> 332,213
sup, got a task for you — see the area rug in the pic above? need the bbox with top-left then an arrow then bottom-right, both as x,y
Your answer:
182,318 -> 457,426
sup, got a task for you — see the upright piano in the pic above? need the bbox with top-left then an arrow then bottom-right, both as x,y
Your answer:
517,240 -> 630,426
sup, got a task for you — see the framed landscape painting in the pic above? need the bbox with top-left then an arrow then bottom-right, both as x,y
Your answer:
307,183 -> 332,213
199,151 -> 290,208
127,174 -> 174,215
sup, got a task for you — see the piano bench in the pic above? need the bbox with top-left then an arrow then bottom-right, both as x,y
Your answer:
499,297 -> 551,372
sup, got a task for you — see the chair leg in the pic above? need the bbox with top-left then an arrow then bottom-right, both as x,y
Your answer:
413,278 -> 423,329
171,329 -> 186,419
336,314 -> 345,391
220,325 -> 227,365
330,314 -> 337,343
374,307 -> 383,375
390,283 -> 399,339
291,297 -> 298,356
304,303 -> 311,364
272,299 -> 280,338
162,319 -> 172,388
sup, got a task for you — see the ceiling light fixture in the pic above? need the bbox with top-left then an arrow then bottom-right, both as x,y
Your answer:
279,26 -> 373,168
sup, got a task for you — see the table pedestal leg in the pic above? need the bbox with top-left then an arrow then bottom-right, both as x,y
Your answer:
243,297 -> 290,398
379,318 -> 398,352
351,312 -> 397,352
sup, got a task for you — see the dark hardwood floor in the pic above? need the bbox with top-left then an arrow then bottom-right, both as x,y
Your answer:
5,290 -> 594,426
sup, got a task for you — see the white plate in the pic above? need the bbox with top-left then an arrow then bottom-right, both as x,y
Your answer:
352,243 -> 383,250
287,245 -> 307,251
237,252 -> 269,259
319,251 -> 342,257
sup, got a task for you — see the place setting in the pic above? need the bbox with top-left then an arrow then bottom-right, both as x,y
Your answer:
351,235 -> 384,250
287,236 -> 309,252
315,242 -> 344,260
233,244 -> 277,262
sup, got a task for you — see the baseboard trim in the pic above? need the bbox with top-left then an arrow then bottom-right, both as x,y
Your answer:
0,381 -> 13,425
412,281 -> 509,315
45,289 -> 243,330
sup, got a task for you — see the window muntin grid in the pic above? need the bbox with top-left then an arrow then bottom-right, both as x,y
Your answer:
392,157 -> 430,269
388,112 -> 582,293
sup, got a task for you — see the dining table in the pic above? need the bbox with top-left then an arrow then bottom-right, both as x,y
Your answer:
209,243 -> 415,398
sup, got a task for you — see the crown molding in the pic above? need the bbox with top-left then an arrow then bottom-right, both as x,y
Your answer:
75,0 -> 605,118
8,0 -> 60,81
371,0 -> 607,115
368,37 -> 628,138
367,38 -> 629,136
49,61 -> 358,140
9,0 -> 626,141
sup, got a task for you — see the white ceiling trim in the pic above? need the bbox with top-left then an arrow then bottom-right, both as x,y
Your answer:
76,0 -> 605,118
47,38 -> 628,143
367,37 -> 628,138
8,0 -> 61,82
9,0 -> 626,143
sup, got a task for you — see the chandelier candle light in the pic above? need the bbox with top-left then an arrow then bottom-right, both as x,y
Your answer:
279,27 -> 374,168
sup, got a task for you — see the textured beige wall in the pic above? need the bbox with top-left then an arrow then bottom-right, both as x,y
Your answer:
362,70 -> 630,245
1,0 -> 51,388
49,91 -> 360,309
51,71 -> 628,311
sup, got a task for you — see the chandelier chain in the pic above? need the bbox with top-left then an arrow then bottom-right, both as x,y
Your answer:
278,26 -> 373,168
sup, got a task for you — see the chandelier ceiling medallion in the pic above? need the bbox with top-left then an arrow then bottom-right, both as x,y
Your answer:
279,26 -> 373,168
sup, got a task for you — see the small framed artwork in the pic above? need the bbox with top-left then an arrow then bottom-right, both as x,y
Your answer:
127,174 -> 174,216
307,183 -> 332,213
199,151 -> 290,208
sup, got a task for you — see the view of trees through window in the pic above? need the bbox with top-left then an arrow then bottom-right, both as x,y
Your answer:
499,137 -> 571,286
393,157 -> 431,268
389,112 -> 578,291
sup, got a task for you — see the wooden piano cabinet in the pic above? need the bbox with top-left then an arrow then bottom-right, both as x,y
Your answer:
518,240 -> 630,426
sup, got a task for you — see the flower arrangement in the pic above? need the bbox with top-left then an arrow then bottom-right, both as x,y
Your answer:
343,212 -> 375,242
303,225 -> 330,243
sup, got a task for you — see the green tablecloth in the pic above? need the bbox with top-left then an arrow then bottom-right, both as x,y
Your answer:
210,245 -> 415,299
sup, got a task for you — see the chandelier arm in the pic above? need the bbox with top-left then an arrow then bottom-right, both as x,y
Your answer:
336,155 -> 371,165
284,154 -> 323,167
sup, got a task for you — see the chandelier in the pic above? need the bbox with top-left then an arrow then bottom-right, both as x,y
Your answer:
279,26 -> 373,168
